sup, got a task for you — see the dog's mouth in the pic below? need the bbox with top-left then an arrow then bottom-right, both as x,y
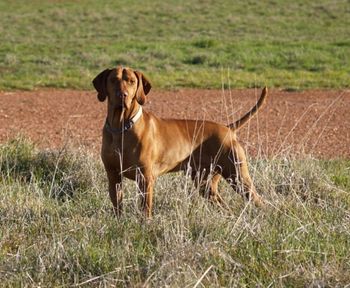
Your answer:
108,104 -> 125,129
115,93 -> 131,110
116,100 -> 126,110
122,96 -> 134,110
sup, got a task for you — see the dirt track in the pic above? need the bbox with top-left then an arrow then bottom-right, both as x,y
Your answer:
0,89 -> 349,158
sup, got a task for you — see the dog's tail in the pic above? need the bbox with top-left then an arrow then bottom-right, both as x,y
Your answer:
228,87 -> 268,131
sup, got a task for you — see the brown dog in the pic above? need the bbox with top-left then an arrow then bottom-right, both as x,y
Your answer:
93,66 -> 267,218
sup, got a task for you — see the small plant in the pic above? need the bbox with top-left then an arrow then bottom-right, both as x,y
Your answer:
0,137 -> 103,200
0,136 -> 35,181
193,39 -> 217,49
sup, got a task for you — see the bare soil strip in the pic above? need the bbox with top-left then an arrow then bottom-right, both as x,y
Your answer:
1,89 -> 349,158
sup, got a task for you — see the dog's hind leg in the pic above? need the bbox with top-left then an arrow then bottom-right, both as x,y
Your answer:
222,143 -> 264,207
192,171 -> 227,208
208,173 -> 229,210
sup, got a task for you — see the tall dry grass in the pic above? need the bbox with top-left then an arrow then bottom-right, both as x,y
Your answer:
1,137 -> 349,286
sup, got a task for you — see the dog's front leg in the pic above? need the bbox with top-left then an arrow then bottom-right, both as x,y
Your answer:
106,169 -> 123,217
137,172 -> 155,219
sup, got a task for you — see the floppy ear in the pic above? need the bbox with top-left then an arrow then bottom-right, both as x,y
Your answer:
134,71 -> 152,105
92,69 -> 111,102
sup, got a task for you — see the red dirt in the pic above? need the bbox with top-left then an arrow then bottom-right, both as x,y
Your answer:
0,88 -> 349,159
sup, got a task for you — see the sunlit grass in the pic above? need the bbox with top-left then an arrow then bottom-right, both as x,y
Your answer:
1,137 -> 349,286
0,0 -> 349,90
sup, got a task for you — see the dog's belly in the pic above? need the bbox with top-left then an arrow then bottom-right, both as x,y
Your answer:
102,130 -> 228,180
163,150 -> 223,176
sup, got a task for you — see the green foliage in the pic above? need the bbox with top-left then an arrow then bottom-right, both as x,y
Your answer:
321,159 -> 350,190
0,138 -> 349,286
0,0 -> 349,90
0,137 -> 102,199
0,137 -> 35,180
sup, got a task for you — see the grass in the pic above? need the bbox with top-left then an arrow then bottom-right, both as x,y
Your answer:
1,1 -> 349,285
0,0 -> 350,90
1,137 -> 349,286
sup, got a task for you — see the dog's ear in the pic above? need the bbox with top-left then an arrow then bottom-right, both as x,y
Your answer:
92,69 -> 111,102
134,71 -> 152,105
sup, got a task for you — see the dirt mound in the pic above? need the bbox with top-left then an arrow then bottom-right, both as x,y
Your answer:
1,88 -> 349,158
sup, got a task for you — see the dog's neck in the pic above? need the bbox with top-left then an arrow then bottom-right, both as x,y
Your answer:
106,101 -> 143,133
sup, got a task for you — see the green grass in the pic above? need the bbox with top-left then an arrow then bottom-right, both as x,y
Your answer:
1,138 -> 349,286
0,0 -> 349,90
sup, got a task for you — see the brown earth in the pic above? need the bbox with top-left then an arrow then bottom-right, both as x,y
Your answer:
0,88 -> 349,159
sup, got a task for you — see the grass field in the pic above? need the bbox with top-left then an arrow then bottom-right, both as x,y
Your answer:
1,1 -> 350,286
0,138 -> 349,286
1,0 -> 350,90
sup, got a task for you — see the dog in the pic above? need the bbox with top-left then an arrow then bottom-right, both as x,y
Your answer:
93,66 -> 267,218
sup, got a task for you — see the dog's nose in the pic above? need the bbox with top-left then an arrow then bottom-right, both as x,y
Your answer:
118,91 -> 128,99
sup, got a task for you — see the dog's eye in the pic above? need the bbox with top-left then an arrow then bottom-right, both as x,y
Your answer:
129,79 -> 135,85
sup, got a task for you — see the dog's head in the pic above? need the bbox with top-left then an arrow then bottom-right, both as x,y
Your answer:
92,66 -> 151,109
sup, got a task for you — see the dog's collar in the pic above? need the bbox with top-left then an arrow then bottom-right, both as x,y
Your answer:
105,106 -> 143,134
